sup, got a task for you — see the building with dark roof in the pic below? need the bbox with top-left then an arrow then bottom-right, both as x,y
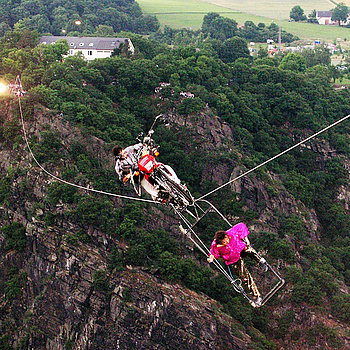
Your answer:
316,11 -> 334,25
39,36 -> 135,60
316,10 -> 350,25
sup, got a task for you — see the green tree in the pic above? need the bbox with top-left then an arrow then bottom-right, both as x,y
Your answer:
216,37 -> 250,63
332,3 -> 349,26
329,65 -> 342,83
290,6 -> 307,22
95,25 -> 115,37
280,53 -> 307,72
202,13 -> 238,40
301,45 -> 331,67
308,9 -> 319,23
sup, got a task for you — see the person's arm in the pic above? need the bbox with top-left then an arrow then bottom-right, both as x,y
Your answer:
237,223 -> 250,248
116,160 -> 132,182
115,160 -> 124,182
208,242 -> 220,263
127,144 -> 143,170
207,254 -> 215,263
123,173 -> 132,183
133,143 -> 143,152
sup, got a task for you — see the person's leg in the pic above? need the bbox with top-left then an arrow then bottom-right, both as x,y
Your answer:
242,246 -> 261,263
227,264 -> 234,280
241,247 -> 268,272
140,178 -> 159,200
231,259 -> 260,297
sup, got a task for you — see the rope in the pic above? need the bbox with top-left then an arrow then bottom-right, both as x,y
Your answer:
15,78 -> 159,205
197,114 -> 350,201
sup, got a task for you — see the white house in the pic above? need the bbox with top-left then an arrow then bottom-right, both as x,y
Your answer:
316,10 -> 350,25
316,11 -> 334,25
39,36 -> 135,61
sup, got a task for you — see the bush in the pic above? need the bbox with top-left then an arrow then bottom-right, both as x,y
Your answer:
30,130 -> 63,163
331,294 -> 350,323
159,251 -> 184,282
0,334 -> 11,350
93,270 -> 109,292
5,268 -> 27,300
72,195 -> 117,235
2,222 -> 27,252
291,277 -> 325,305
270,239 -> 296,263
280,215 -> 308,241
47,182 -> 78,205
0,173 -> 12,204
306,323 -> 343,348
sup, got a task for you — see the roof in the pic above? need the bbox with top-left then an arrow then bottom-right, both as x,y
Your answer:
39,36 -> 130,50
317,11 -> 333,18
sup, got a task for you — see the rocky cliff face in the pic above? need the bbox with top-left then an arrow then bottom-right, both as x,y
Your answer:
1,216 -> 251,350
0,104 -> 349,349
0,106 -> 259,349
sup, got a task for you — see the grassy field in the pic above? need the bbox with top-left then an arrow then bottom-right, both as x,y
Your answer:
200,0 -> 333,20
282,21 -> 350,42
138,0 -> 350,42
139,0 -> 287,28
339,0 -> 350,6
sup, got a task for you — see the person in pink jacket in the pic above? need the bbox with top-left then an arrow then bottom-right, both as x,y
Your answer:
207,223 -> 267,305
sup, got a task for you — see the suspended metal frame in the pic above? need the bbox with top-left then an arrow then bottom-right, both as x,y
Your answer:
172,199 -> 285,307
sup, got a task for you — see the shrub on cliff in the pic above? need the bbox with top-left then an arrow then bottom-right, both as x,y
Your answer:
2,222 -> 27,252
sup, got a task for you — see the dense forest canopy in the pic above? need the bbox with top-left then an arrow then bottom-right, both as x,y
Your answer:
0,0 -> 159,35
0,7 -> 349,350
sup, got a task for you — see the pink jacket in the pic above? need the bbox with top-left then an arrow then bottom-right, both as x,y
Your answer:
209,223 -> 249,265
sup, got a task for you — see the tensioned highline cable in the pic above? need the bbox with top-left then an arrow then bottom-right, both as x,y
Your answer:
197,114 -> 350,201
16,80 -> 158,204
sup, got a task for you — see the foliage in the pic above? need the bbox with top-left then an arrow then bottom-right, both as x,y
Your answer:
275,309 -> 295,338
0,172 -> 13,204
215,37 -> 251,64
306,323 -> 343,348
30,130 -> 63,163
47,182 -> 78,205
93,270 -> 109,292
283,170 -> 315,206
0,334 -> 11,350
0,0 -> 159,35
290,6 -> 307,22
4,268 -> 27,300
280,215 -> 308,241
202,13 -> 238,41
70,195 -> 118,236
152,14 -> 298,46
332,3 -> 349,26
331,293 -> 350,323
307,9 -> 318,24
280,53 -> 307,72
2,222 -> 27,252
301,46 -> 331,67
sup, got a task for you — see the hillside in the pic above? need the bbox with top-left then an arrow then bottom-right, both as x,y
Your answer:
137,0 -> 350,41
0,28 -> 350,349
1,99 -> 349,350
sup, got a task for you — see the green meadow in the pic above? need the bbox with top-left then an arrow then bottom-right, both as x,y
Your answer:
199,0 -> 333,20
138,0 -> 350,41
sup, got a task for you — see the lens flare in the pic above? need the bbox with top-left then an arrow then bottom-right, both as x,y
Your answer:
0,82 -> 9,96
